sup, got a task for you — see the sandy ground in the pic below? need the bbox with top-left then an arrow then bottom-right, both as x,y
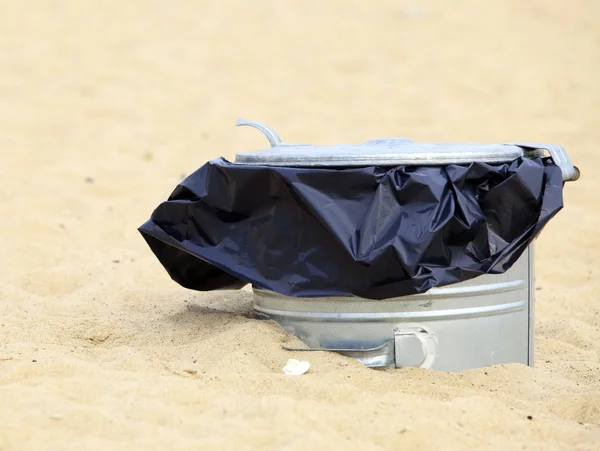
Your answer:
1,0 -> 599,449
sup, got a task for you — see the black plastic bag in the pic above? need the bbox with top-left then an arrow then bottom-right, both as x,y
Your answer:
138,156 -> 563,300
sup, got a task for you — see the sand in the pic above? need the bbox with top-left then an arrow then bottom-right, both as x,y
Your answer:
1,0 -> 599,449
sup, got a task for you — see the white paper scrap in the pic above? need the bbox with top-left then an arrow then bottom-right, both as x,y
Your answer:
282,358 -> 311,376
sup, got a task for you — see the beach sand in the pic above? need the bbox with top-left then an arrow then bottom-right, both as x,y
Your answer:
1,1 -> 599,449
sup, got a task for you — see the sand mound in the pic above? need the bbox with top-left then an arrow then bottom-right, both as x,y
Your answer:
1,1 -> 599,449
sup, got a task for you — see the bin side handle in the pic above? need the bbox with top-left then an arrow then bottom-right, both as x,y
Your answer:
507,142 -> 580,182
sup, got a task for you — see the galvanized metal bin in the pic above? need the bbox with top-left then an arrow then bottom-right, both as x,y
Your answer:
234,119 -> 579,372
254,247 -> 534,371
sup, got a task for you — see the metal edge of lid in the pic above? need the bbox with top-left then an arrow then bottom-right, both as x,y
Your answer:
233,144 -> 534,167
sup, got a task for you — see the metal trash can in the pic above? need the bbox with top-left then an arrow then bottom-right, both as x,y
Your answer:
233,119 -> 580,372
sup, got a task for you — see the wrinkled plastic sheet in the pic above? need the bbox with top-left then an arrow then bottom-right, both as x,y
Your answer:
138,156 -> 564,300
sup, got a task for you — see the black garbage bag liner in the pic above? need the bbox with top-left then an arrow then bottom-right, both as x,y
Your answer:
138,156 -> 563,300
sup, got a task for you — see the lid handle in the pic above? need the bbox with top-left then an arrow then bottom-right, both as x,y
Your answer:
508,142 -> 580,182
236,118 -> 282,148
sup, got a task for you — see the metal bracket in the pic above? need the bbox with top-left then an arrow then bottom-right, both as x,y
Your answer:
283,323 -> 437,369
393,324 -> 436,369
283,340 -> 396,368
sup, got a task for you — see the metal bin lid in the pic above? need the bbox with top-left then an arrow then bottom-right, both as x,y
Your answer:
232,119 -> 580,181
